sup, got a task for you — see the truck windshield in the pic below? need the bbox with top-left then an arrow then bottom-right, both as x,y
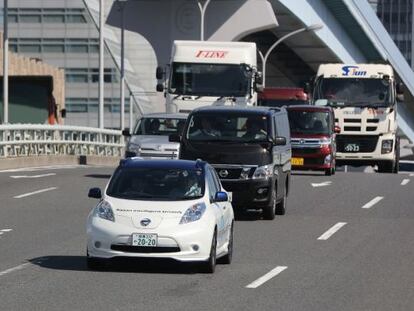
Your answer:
134,117 -> 186,136
186,113 -> 269,143
314,78 -> 393,107
288,110 -> 331,135
169,63 -> 251,97
107,167 -> 205,201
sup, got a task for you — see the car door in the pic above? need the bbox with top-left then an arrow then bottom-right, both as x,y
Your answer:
211,167 -> 232,231
206,167 -> 226,248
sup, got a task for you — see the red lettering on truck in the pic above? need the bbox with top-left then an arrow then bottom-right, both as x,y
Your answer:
195,50 -> 228,58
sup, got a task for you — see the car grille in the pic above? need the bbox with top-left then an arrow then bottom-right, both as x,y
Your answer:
213,166 -> 255,180
292,148 -> 321,155
336,135 -> 378,153
111,245 -> 181,253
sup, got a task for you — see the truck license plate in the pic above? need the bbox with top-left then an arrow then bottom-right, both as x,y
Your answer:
344,143 -> 360,152
132,233 -> 157,247
291,157 -> 304,166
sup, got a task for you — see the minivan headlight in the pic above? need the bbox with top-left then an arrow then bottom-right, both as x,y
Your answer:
95,200 -> 115,222
252,165 -> 273,180
180,203 -> 206,224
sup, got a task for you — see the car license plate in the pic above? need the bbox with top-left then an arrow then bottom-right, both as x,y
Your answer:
291,157 -> 304,166
344,143 -> 360,152
132,233 -> 157,247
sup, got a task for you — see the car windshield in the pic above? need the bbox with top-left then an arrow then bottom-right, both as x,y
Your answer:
259,99 -> 308,107
313,78 -> 393,107
134,117 -> 186,136
186,113 -> 269,143
169,62 -> 251,97
288,110 -> 331,135
106,167 -> 205,201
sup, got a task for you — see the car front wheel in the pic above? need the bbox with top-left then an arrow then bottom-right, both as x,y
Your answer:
201,230 -> 217,273
219,222 -> 233,265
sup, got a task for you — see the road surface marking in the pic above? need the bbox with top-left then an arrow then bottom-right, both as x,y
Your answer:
10,173 -> 56,179
317,222 -> 347,240
362,196 -> 384,209
311,181 -> 332,188
0,232 -> 3,236
13,187 -> 57,199
0,229 -> 12,232
0,165 -> 82,173
410,173 -> 414,177
401,179 -> 410,186
0,263 -> 31,277
246,266 -> 288,289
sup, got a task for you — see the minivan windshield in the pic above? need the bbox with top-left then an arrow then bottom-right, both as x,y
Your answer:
169,63 -> 251,97
107,167 -> 205,201
134,117 -> 186,136
186,113 -> 269,143
288,110 -> 331,135
313,78 -> 393,107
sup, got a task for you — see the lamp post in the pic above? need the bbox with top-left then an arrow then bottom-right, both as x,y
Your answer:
98,0 -> 104,128
117,0 -> 127,131
3,0 -> 9,124
258,24 -> 323,87
197,0 -> 211,41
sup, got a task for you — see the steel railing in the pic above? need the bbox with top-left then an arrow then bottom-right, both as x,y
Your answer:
0,124 -> 124,157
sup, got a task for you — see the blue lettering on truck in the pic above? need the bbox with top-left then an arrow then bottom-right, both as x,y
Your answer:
342,66 -> 367,77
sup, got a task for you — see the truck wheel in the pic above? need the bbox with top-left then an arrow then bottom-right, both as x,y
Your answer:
393,138 -> 400,174
378,161 -> 394,173
275,186 -> 287,215
263,188 -> 276,220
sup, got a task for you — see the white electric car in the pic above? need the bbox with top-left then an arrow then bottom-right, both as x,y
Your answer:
86,158 -> 234,273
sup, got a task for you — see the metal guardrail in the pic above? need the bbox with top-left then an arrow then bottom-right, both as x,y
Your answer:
0,124 -> 124,157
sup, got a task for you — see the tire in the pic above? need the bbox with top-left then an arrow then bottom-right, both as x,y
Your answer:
263,187 -> 276,220
275,185 -> 287,216
378,161 -> 394,173
324,168 -> 332,176
219,222 -> 233,265
201,230 -> 217,273
393,137 -> 400,174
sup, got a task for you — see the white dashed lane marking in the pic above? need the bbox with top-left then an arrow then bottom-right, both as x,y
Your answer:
246,266 -> 288,289
401,179 -> 410,186
10,173 -> 56,179
362,196 -> 384,209
311,181 -> 332,188
317,222 -> 347,240
0,229 -> 13,232
13,187 -> 58,199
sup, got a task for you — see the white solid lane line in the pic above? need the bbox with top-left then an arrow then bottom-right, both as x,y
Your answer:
311,181 -> 332,188
0,229 -> 13,232
246,266 -> 288,289
0,165 -> 82,173
401,179 -> 410,186
317,222 -> 347,240
362,196 -> 384,209
0,263 -> 31,277
13,187 -> 57,199
10,173 -> 56,179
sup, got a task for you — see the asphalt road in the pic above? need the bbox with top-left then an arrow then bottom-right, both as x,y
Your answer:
0,164 -> 413,311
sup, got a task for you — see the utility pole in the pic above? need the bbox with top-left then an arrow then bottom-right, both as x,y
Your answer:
3,0 -> 9,124
98,0 -> 104,128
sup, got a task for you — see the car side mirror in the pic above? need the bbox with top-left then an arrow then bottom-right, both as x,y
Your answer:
156,66 -> 164,80
304,82 -> 311,94
396,94 -> 404,103
156,83 -> 164,92
60,109 -> 67,118
214,191 -> 228,202
88,187 -> 102,199
122,128 -> 131,137
334,125 -> 341,134
169,134 -> 181,142
273,136 -> 287,146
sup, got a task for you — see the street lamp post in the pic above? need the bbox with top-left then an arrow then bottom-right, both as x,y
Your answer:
3,0 -> 9,124
258,24 -> 323,88
117,0 -> 127,131
197,0 -> 211,41
98,0 -> 104,129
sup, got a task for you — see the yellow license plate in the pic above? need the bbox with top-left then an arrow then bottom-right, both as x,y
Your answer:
291,157 -> 304,166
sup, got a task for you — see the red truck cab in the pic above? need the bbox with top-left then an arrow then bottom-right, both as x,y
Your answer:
258,87 -> 309,107
287,105 -> 338,175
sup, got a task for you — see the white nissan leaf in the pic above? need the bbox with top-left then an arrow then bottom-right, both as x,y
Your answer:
86,158 -> 234,273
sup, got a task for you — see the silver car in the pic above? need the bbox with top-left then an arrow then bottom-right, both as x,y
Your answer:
123,113 -> 187,159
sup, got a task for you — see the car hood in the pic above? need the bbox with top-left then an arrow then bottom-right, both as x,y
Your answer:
129,135 -> 180,149
105,196 -> 204,229
181,141 -> 272,165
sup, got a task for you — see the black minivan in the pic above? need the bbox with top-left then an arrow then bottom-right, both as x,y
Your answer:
170,106 -> 292,220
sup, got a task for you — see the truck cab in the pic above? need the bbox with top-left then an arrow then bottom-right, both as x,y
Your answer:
312,64 -> 403,173
172,106 -> 291,220
157,41 -> 261,114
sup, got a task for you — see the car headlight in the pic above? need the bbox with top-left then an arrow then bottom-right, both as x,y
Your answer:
127,143 -> 141,155
319,138 -> 332,145
180,203 -> 206,224
252,164 -> 273,180
95,200 -> 115,222
381,139 -> 393,154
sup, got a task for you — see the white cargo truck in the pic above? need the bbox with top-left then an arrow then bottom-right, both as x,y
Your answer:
156,40 -> 261,114
312,64 -> 404,173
